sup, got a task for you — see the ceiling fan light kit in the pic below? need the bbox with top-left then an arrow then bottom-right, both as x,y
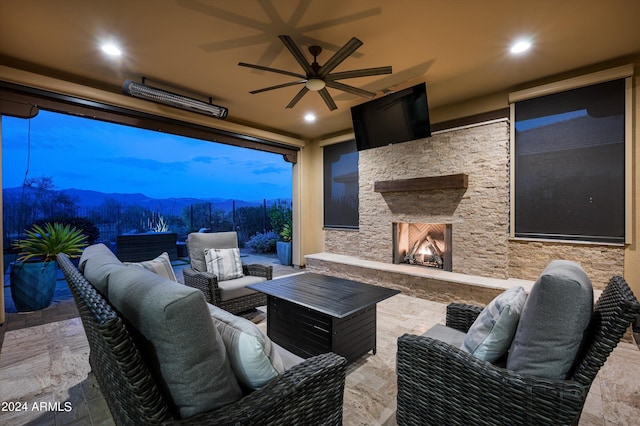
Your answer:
305,78 -> 326,91
239,35 -> 392,111
122,79 -> 228,119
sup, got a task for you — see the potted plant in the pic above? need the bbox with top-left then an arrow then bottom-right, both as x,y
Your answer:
276,222 -> 292,266
10,223 -> 87,311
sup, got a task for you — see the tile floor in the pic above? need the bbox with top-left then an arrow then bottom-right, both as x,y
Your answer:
1,256 -> 639,425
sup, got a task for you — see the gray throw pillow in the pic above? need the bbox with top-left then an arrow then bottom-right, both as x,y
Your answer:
108,266 -> 242,418
506,260 -> 593,379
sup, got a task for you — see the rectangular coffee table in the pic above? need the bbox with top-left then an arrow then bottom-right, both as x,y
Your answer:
247,272 -> 400,362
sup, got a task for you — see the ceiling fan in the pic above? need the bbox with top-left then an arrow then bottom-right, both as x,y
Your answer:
238,35 -> 392,111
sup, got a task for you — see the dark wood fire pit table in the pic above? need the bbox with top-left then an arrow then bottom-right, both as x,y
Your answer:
247,272 -> 400,363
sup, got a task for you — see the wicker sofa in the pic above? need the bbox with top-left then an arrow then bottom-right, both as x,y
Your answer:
396,272 -> 639,426
57,246 -> 346,425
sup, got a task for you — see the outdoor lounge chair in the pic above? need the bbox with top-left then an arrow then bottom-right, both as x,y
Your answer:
396,274 -> 640,425
183,231 -> 270,315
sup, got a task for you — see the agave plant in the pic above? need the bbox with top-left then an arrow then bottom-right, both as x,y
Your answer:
13,222 -> 88,263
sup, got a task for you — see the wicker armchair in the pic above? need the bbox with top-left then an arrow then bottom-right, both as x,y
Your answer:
396,275 -> 640,426
183,231 -> 270,315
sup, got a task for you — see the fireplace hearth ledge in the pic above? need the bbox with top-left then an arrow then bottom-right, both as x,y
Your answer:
305,253 -> 604,306
304,253 -> 533,306
306,252 -> 530,289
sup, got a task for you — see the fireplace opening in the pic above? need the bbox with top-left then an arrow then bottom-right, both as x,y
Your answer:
393,222 -> 452,271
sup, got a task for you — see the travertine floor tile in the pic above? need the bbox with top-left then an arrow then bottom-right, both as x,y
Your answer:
1,294 -> 638,426
597,342 -> 640,426
0,318 -> 94,426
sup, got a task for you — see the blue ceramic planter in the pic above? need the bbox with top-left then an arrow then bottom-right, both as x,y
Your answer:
10,261 -> 57,311
276,241 -> 292,266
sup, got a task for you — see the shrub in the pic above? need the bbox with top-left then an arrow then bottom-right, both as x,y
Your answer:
269,202 -> 292,236
246,230 -> 278,253
280,221 -> 292,242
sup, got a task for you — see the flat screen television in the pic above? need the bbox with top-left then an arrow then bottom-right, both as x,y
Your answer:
350,82 -> 431,151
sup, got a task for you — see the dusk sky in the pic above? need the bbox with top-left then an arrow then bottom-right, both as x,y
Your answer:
2,110 -> 292,201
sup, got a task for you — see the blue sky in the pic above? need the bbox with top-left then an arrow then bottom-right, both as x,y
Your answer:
2,110 -> 292,201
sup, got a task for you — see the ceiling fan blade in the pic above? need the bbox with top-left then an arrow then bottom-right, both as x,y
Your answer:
286,87 -> 310,109
238,62 -> 305,79
325,81 -> 377,98
278,35 -> 314,75
318,88 -> 338,111
326,66 -> 392,81
249,80 -> 306,94
318,37 -> 363,77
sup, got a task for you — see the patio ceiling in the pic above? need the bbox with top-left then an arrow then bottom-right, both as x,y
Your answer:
1,0 -> 639,140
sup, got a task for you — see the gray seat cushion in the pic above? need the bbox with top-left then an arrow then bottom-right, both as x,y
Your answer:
422,323 -> 467,348
187,231 -> 238,272
108,266 -> 242,418
507,260 -> 593,379
272,341 -> 305,371
218,275 -> 267,301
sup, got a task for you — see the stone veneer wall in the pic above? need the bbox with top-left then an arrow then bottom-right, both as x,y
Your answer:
508,240 -> 624,289
358,120 -> 511,279
325,229 -> 361,257
324,118 -> 625,291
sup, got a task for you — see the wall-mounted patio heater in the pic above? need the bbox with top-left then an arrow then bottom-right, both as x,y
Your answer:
122,79 -> 228,119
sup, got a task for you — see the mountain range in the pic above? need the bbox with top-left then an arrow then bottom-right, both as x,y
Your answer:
2,187 -> 272,213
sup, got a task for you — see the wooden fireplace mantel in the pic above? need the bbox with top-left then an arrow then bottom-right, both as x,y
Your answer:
373,173 -> 468,193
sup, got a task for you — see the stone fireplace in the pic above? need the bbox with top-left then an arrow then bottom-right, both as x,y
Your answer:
323,119 -> 624,289
325,119 -> 512,279
393,222 -> 452,271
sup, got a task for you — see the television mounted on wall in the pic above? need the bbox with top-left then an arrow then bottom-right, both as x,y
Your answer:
350,82 -> 431,151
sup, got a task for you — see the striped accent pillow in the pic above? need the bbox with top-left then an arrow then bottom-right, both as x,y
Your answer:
204,248 -> 245,281
126,252 -> 178,282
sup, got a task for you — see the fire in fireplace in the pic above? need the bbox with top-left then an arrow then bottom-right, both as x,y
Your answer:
392,223 -> 452,271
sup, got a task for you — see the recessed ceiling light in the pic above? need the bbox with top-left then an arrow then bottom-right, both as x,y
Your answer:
101,43 -> 122,56
304,113 -> 316,122
510,39 -> 531,54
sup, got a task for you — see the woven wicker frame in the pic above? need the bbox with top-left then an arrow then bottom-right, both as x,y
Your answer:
397,275 -> 640,426
58,253 -> 347,425
58,254 -> 171,425
183,263 -> 271,316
